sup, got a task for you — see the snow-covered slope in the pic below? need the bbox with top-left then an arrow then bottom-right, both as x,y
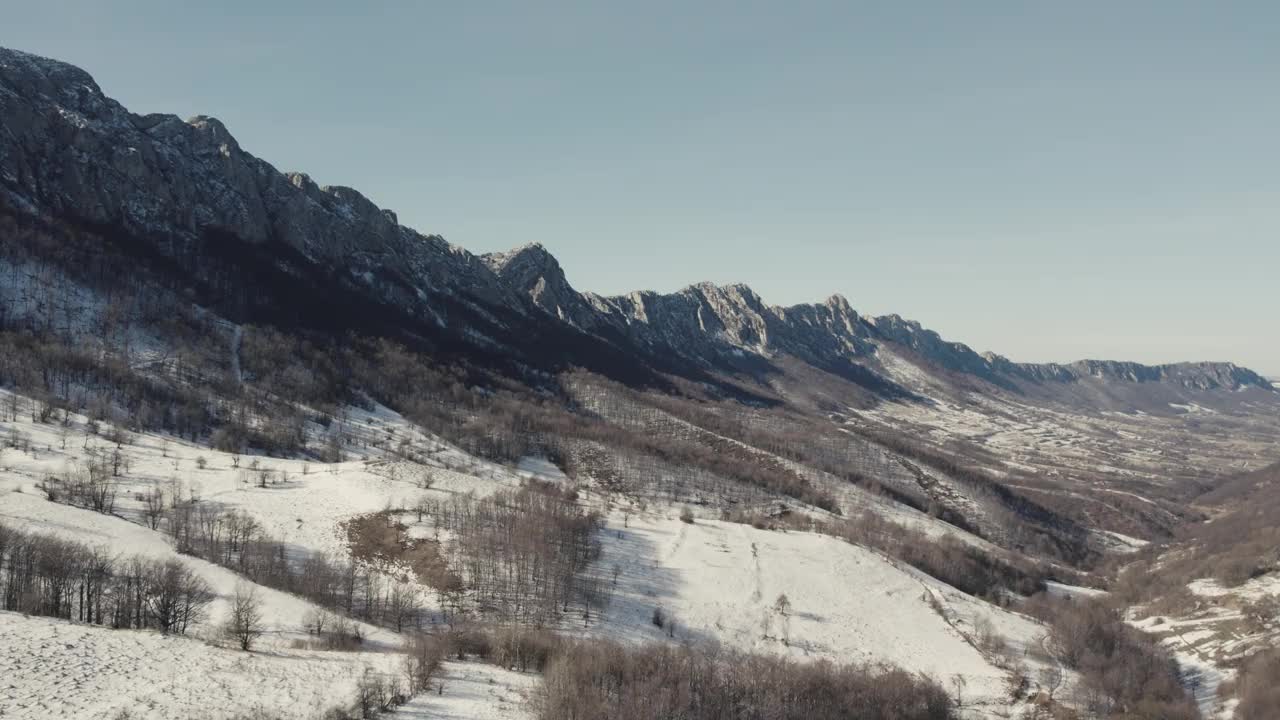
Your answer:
0,608 -> 537,720
0,394 -> 531,719
0,394 -> 519,560
395,662 -> 538,720
0,611 -> 402,720
588,512 -> 1065,717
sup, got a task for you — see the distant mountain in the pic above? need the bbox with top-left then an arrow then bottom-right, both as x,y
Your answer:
0,45 -> 1272,407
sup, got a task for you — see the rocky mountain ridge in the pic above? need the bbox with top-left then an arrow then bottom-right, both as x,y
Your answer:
481,241 -> 1270,394
1,46 -> 1271,399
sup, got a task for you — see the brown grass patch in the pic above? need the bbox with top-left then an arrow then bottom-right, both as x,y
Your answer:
342,511 -> 456,590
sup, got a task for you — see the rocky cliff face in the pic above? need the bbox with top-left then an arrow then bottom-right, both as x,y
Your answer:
481,243 -> 594,326
1,46 -> 1271,398
575,285 -> 874,371
0,47 -> 521,319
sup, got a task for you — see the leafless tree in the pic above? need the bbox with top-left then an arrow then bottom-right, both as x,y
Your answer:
144,559 -> 214,635
142,488 -> 166,530
224,582 -> 264,651
386,582 -> 419,632
403,633 -> 447,693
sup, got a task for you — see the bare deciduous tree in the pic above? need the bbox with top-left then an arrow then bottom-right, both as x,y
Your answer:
142,488 -> 165,530
224,582 -> 264,651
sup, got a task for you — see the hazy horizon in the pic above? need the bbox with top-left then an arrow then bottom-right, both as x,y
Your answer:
8,2 -> 1278,373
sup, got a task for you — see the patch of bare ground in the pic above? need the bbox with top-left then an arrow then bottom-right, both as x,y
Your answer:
342,510 -> 458,591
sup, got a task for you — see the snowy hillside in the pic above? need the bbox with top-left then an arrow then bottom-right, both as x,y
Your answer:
0,393 -> 542,719
0,389 -> 1077,719
0,612 -> 402,719
589,513 -> 1064,714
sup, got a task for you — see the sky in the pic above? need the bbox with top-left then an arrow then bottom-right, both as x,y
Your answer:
6,1 -> 1279,373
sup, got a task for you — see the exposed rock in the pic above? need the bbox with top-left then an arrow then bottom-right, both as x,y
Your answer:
481,243 -> 594,326
0,46 -> 522,320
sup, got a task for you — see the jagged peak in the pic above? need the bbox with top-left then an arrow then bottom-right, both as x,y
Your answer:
186,115 -> 236,145
781,293 -> 859,318
825,293 -> 853,311
477,242 -> 588,323
482,242 -> 562,276
683,280 -> 722,294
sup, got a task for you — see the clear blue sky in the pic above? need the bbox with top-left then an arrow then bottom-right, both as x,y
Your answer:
7,1 -> 1279,372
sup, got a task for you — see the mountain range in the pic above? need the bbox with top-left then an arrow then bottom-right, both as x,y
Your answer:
1,45 -> 1271,407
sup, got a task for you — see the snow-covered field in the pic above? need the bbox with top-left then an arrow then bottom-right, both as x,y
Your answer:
588,512 -> 1063,717
0,611 -> 402,720
0,609 -> 538,720
395,662 -> 538,720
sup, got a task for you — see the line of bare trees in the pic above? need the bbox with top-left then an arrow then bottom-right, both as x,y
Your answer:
426,483 -> 607,625
36,454 -> 121,513
0,522 -> 213,635
537,638 -> 956,720
823,510 -> 1047,600
159,503 -> 425,633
